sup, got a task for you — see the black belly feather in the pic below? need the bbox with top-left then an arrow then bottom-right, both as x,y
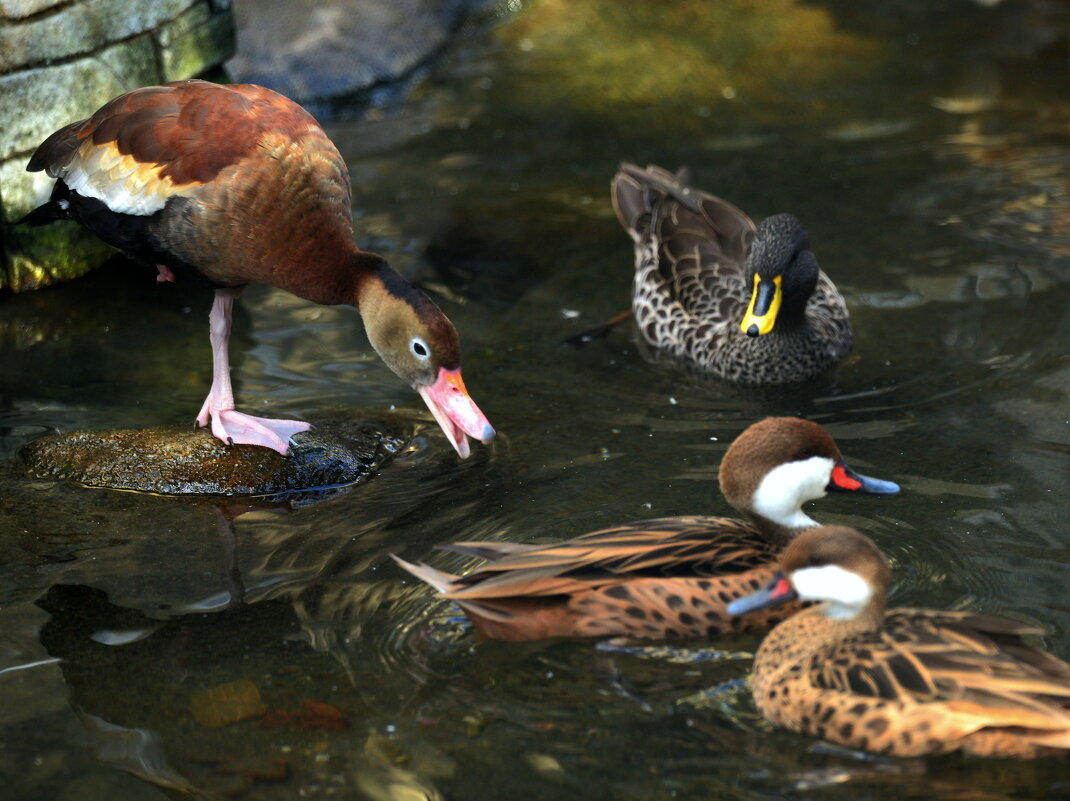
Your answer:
17,180 -> 215,287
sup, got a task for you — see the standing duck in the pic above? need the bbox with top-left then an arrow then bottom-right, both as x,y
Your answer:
394,417 -> 898,641
727,526 -> 1070,758
20,80 -> 494,457
611,163 -> 852,384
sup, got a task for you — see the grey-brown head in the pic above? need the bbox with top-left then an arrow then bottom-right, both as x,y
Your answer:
739,214 -> 819,337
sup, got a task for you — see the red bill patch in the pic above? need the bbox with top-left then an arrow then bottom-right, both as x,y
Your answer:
831,464 -> 862,491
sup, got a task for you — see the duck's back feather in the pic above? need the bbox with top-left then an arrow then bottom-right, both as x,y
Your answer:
754,606 -> 1070,757
394,516 -> 802,641
440,516 -> 775,599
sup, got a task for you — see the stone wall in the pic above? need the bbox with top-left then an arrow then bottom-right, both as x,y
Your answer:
0,0 -> 235,291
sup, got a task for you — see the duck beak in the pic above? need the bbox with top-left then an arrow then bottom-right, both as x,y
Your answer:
417,367 -> 495,459
727,571 -> 798,616
740,274 -> 782,337
827,460 -> 900,494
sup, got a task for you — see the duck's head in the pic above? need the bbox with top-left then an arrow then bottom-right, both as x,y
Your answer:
358,265 -> 494,459
718,417 -> 900,530
727,525 -> 891,621
739,214 -> 818,338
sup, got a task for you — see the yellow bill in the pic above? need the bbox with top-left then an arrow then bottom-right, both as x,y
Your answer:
740,274 -> 783,337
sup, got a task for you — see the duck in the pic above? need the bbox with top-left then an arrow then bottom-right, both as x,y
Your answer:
611,163 -> 852,384
19,80 -> 494,457
727,525 -> 1070,758
393,417 -> 898,641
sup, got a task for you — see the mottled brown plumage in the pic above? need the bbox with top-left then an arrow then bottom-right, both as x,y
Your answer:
611,163 -> 852,383
730,526 -> 1070,758
394,417 -> 898,641
23,80 -> 493,456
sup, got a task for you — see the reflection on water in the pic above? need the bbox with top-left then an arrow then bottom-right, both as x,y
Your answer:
3,1 -> 1070,798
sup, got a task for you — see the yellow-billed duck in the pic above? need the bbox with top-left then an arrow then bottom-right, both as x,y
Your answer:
611,163 -> 852,384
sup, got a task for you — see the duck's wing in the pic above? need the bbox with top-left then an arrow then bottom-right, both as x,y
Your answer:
27,81 -> 329,216
438,516 -> 774,600
612,163 -> 757,323
811,609 -> 1070,735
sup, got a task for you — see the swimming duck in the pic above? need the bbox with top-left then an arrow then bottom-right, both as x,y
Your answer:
611,163 -> 852,384
394,417 -> 898,641
20,80 -> 494,457
727,526 -> 1070,758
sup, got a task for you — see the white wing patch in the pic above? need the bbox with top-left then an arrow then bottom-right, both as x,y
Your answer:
58,141 -> 196,216
751,456 -> 834,529
791,564 -> 873,620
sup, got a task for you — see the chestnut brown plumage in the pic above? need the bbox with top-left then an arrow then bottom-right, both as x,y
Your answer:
393,417 -> 899,641
22,80 -> 494,456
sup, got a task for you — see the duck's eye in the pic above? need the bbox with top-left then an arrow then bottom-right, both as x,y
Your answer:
410,337 -> 430,360
796,447 -> 814,460
808,554 -> 825,566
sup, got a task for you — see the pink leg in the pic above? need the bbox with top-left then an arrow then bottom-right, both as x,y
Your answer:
195,288 -> 311,455
156,264 -> 176,282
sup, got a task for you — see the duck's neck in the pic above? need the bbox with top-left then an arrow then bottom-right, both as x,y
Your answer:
271,239 -> 391,308
745,509 -> 819,549
758,599 -> 884,674
821,597 -> 886,634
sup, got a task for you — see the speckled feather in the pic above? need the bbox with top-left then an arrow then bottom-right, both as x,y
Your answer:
748,528 -> 1070,758
398,517 -> 799,641
611,163 -> 852,383
393,416 -> 896,642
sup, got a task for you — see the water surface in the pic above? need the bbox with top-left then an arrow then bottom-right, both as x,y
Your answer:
3,2 -> 1070,798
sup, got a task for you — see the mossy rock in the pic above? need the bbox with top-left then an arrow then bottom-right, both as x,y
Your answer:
2,222 -> 115,291
17,412 -> 415,497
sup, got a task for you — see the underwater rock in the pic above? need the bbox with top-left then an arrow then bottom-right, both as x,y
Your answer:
17,413 -> 413,496
189,679 -> 267,730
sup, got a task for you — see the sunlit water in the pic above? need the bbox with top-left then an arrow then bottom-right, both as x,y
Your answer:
3,2 -> 1070,799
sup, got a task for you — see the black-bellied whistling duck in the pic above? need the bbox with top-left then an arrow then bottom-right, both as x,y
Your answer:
21,80 -> 494,457
393,417 -> 899,641
728,526 -> 1070,759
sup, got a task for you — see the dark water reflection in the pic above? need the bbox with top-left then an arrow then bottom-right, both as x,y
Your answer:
3,1 -> 1070,798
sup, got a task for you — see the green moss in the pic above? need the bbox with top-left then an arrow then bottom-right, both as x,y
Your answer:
2,221 -> 114,292
157,6 -> 236,81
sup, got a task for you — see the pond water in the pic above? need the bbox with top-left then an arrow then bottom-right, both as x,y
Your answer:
3,1 -> 1070,798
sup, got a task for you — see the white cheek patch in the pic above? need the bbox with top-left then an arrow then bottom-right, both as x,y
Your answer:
751,456 -> 834,528
791,564 -> 872,620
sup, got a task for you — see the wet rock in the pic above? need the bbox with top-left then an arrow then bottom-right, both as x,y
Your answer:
227,0 -> 480,103
17,413 -> 413,496
189,679 -> 267,729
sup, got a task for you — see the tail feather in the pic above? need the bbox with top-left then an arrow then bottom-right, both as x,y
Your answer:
16,200 -> 69,227
438,541 -> 538,562
391,554 -> 459,594
619,162 -> 701,211
16,179 -> 72,227
1023,727 -> 1070,749
611,163 -> 654,242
